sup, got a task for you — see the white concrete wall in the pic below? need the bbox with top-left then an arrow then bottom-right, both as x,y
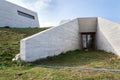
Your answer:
0,1 -> 39,28
20,19 -> 80,62
20,17 -> 120,62
97,17 -> 120,56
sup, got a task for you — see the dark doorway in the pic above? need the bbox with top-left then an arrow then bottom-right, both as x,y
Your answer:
81,32 -> 95,50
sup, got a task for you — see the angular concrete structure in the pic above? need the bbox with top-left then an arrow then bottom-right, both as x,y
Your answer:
20,17 -> 120,62
0,0 -> 39,28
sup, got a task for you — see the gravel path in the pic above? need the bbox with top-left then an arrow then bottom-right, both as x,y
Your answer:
43,66 -> 120,72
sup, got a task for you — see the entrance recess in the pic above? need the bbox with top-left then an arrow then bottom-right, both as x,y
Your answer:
81,32 -> 95,50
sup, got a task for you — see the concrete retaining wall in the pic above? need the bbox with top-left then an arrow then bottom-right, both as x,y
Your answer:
20,17 -> 120,62
20,19 -> 80,62
97,17 -> 120,56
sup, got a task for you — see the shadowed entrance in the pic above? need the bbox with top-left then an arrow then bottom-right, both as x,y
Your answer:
81,32 -> 95,50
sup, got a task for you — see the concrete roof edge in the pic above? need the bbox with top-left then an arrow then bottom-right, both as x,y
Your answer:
98,17 -> 120,25
78,17 -> 98,19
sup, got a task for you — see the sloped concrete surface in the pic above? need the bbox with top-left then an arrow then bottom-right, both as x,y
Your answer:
97,17 -> 120,56
20,17 -> 120,62
20,19 -> 80,62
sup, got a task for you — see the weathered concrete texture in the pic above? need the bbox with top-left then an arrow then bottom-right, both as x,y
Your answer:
20,17 -> 120,62
0,1 -> 39,28
97,17 -> 120,56
20,19 -> 80,62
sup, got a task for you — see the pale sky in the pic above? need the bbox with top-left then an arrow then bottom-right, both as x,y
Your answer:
6,0 -> 120,27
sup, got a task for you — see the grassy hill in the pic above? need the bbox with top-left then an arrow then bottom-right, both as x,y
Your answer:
0,28 -> 49,54
0,28 -> 49,66
0,28 -> 120,80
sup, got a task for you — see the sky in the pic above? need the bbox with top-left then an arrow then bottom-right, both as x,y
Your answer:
6,0 -> 120,27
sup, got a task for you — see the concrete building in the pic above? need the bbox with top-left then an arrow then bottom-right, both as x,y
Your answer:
0,0 -> 39,28
20,17 -> 120,62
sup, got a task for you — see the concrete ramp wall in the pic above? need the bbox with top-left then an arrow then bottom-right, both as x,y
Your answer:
20,19 -> 80,62
97,17 -> 120,56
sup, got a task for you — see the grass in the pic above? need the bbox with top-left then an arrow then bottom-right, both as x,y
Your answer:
0,27 -> 120,80
0,28 -> 49,54
0,66 -> 120,80
0,27 -> 49,66
34,50 -> 120,69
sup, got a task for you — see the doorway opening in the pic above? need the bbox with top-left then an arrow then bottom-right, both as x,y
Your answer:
81,32 -> 95,50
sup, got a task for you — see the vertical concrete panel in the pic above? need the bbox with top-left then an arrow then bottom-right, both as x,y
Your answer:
97,17 -> 120,55
20,19 -> 80,62
78,18 -> 97,32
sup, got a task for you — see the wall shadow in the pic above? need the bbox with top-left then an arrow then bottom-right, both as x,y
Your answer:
32,50 -> 117,68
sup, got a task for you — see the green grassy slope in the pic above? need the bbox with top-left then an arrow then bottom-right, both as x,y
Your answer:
0,66 -> 120,80
0,28 -> 120,80
34,50 -> 120,69
0,28 -> 48,66
0,28 -> 49,53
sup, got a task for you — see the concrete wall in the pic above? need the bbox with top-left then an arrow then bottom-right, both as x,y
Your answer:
20,17 -> 120,62
0,1 -> 39,28
20,19 -> 80,62
78,18 -> 97,32
97,17 -> 120,56
78,17 -> 97,48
